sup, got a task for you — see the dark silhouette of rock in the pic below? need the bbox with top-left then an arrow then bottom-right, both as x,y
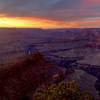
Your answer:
0,52 -> 60,100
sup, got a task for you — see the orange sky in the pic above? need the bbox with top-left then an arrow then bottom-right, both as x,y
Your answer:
0,15 -> 100,28
0,16 -> 75,28
0,0 -> 100,28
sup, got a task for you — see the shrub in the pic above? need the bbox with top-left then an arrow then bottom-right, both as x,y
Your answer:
33,81 -> 94,100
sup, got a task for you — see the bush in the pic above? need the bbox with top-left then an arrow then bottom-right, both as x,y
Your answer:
33,81 -> 94,100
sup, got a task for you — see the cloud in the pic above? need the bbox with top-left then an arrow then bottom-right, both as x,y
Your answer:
0,0 -> 100,28
0,0 -> 89,20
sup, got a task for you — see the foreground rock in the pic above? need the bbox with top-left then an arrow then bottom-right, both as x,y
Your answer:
0,52 -> 62,100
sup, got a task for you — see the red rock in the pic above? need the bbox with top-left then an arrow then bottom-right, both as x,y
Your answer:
0,52 -> 58,100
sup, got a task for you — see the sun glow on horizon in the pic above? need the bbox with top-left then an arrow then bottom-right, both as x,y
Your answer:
0,15 -> 100,29
0,16 -> 76,29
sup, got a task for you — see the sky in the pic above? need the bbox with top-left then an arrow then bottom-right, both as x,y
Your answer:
0,0 -> 100,28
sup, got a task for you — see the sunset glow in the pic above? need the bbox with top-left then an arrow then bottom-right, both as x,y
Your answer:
0,16 -> 76,28
0,16 -> 100,28
0,0 -> 100,28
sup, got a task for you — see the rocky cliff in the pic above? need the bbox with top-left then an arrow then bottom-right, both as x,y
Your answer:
0,52 -> 61,100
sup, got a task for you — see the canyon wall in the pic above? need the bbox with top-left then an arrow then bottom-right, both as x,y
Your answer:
0,53 -> 58,100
